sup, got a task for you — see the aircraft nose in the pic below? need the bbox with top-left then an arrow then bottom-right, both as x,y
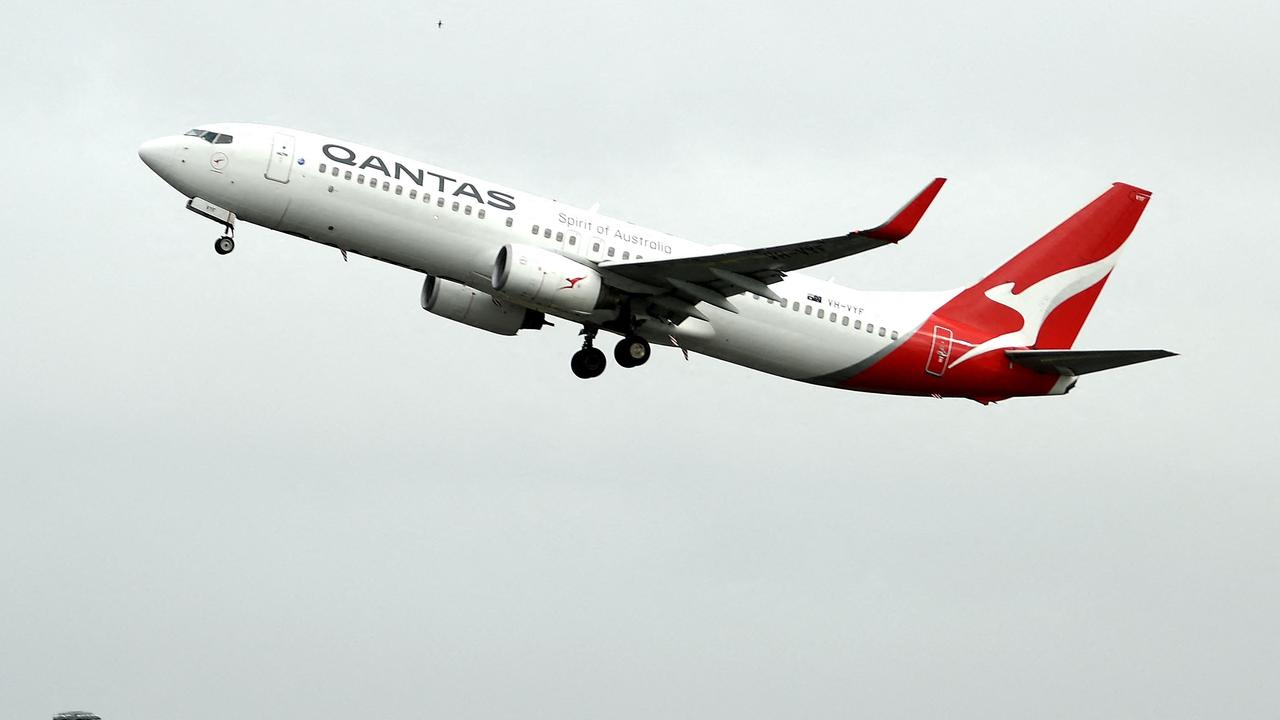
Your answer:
138,136 -> 172,173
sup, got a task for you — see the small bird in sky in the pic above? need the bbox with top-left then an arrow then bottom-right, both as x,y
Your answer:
437,20 -> 443,29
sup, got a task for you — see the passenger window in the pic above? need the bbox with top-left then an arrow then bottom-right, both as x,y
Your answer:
505,217 -> 513,227
842,316 -> 850,326
891,330 -> 899,340
636,255 -> 643,260
357,174 -> 365,183
319,163 -> 327,173
867,323 -> 875,333
556,232 -> 564,242
622,251 -> 630,260
452,201 -> 459,211
409,189 -> 417,199
344,170 -> 352,180
568,236 -> 577,246
478,209 -> 486,219
544,228 -> 552,239
422,193 -> 430,203
437,197 -> 445,207
830,313 -> 838,323
464,205 -> 472,215
332,167 -> 340,177
532,225 -> 540,234
854,320 -> 862,330
607,247 -> 616,257
816,308 -> 825,319
879,327 -> 887,337
592,242 -> 600,251
792,302 -> 800,311
383,182 -> 390,191
395,185 -> 403,195
804,305 -> 813,315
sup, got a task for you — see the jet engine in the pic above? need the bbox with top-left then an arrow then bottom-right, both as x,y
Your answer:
491,243 -> 605,315
420,275 -> 545,336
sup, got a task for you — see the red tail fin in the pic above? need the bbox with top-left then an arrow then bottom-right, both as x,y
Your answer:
940,183 -> 1153,364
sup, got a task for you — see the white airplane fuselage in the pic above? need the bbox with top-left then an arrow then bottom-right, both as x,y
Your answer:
139,123 -> 1169,401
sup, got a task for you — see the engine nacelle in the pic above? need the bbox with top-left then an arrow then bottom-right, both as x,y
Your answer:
491,243 -> 604,316
421,276 -> 544,336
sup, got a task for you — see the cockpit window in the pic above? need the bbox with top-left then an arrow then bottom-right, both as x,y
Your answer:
183,129 -> 233,144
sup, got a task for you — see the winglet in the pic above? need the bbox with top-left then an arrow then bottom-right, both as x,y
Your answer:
858,177 -> 946,241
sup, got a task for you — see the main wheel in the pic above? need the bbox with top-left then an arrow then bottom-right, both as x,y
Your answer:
614,336 -> 651,368
214,236 -> 235,255
570,347 -> 607,379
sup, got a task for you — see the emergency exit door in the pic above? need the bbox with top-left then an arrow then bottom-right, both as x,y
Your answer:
265,133 -> 295,183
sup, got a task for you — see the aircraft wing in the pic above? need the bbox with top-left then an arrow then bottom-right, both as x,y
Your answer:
597,178 -> 945,318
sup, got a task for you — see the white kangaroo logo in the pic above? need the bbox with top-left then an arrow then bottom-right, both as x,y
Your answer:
948,248 -> 1121,369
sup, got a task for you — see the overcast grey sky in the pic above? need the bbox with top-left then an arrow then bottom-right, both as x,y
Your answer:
2,1 -> 1277,718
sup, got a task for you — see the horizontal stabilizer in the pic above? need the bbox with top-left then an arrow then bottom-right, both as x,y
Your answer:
1006,349 -> 1176,376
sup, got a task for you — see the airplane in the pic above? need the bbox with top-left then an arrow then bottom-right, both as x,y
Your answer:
138,123 -> 1174,403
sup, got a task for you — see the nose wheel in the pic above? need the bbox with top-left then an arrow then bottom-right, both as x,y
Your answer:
185,198 -> 238,256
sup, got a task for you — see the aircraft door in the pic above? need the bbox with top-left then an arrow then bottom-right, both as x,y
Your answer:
925,325 -> 953,376
265,133 -> 295,183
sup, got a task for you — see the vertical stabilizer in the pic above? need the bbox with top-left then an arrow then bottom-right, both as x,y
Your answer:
942,183 -> 1153,367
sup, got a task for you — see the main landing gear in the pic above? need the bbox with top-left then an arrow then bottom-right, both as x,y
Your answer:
570,326 -> 652,379
570,327 -> 607,379
614,335 -> 651,368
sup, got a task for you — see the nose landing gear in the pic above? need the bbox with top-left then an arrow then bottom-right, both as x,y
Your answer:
186,198 -> 238,256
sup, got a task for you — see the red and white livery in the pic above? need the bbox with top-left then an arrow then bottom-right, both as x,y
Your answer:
139,124 -> 1174,402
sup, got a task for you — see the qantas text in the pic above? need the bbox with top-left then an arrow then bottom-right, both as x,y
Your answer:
321,144 -> 517,211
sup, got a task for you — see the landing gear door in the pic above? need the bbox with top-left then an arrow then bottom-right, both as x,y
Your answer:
925,325 -> 953,377
265,133 -> 295,183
